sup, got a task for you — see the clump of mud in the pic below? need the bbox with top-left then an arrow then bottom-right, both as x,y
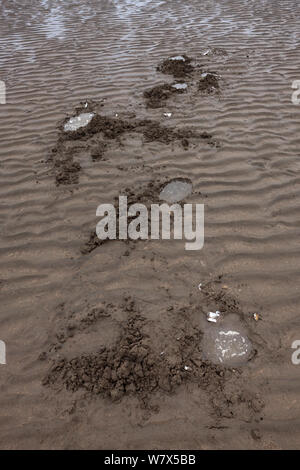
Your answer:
144,83 -> 187,108
63,113 -> 135,141
157,55 -> 194,78
198,73 -> 220,94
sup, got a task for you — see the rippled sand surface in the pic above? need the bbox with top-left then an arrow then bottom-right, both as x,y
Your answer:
1,0 -> 300,449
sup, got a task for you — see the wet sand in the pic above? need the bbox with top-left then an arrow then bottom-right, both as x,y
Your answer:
1,0 -> 300,450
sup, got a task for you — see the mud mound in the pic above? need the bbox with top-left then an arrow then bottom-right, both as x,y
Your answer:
198,73 -> 220,94
144,83 -> 187,108
157,55 -> 194,78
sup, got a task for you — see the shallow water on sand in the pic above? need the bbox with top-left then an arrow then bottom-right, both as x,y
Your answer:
1,0 -> 300,451
202,318 -> 253,366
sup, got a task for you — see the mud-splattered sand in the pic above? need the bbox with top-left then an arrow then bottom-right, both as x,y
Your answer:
1,0 -> 300,450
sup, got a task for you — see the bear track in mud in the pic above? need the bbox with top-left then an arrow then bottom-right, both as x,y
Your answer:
43,311 -> 224,408
50,99 -> 217,186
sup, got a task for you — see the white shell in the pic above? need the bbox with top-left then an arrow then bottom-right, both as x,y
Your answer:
207,311 -> 221,323
64,112 -> 94,132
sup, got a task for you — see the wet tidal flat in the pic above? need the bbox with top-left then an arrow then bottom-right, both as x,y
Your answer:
1,0 -> 300,450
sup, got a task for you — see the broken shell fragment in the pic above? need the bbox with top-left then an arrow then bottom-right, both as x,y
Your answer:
172,82 -> 188,90
169,55 -> 186,61
207,311 -> 221,323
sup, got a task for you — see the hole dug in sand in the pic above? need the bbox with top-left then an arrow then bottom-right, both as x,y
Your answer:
159,178 -> 193,203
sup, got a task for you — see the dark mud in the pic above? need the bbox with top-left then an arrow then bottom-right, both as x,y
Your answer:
198,73 -> 220,94
139,119 -> 212,146
51,143 -> 82,185
80,230 -> 106,254
143,82 -> 187,108
157,55 -> 194,78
